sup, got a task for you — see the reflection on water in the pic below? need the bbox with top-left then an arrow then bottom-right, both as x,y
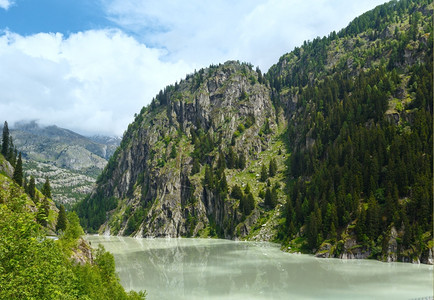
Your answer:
86,236 -> 433,300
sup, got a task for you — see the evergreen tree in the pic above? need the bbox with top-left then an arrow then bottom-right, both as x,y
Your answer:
237,152 -> 246,170
11,148 -> 17,167
191,159 -> 200,175
240,192 -> 255,216
170,144 -> 177,159
307,211 -> 319,249
245,192 -> 255,214
41,177 -> 52,199
264,188 -> 272,207
256,66 -> 263,84
260,164 -> 268,182
218,173 -> 228,197
227,147 -> 237,169
56,204 -> 67,232
6,136 -> 15,164
36,197 -> 50,227
269,158 -> 277,177
231,184 -> 243,200
244,184 -> 252,197
204,165 -> 213,188
366,193 -> 380,240
28,176 -> 36,200
12,152 -> 23,186
217,151 -> 226,172
22,175 -> 27,192
1,121 -> 9,157
269,184 -> 278,208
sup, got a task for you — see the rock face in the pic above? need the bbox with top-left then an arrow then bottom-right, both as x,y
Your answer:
70,238 -> 94,265
83,61 -> 280,239
0,155 -> 13,178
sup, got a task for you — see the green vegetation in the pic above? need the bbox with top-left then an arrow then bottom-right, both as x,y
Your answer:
268,0 -> 433,260
75,189 -> 118,232
1,121 -> 18,169
0,168 -> 145,299
56,204 -> 67,232
41,177 -> 52,199
12,152 -> 22,186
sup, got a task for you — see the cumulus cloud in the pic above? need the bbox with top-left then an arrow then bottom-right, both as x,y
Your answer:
0,30 -> 193,136
0,0 -> 13,10
0,0 -> 387,136
103,0 -> 387,71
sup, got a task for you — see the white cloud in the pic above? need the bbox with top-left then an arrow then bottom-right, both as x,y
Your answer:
0,0 -> 388,136
0,30 -> 193,136
103,0 -> 387,71
0,0 -> 13,10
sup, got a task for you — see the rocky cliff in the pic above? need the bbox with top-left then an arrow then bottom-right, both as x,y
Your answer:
79,61 -> 286,239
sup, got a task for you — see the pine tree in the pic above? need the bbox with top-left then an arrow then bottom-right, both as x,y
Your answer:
269,184 -> 278,208
1,121 -> 9,157
170,144 -> 177,159
244,184 -> 252,198
264,188 -> 272,207
7,136 -> 15,164
191,159 -> 200,175
22,175 -> 27,192
41,177 -> 52,199
269,158 -> 277,177
231,184 -> 243,200
227,147 -> 237,169
204,164 -> 214,188
366,193 -> 380,240
330,222 -> 337,242
56,204 -> 67,233
260,164 -> 268,182
218,173 -> 228,197
307,211 -> 319,249
12,152 -> 23,186
245,192 -> 255,214
256,66 -> 263,84
28,176 -> 36,200
237,152 -> 246,170
217,151 -> 226,172
240,192 -> 255,216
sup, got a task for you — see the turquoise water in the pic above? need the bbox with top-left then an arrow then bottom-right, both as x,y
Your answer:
86,236 -> 433,300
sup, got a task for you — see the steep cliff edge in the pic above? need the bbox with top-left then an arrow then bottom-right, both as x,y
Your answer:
78,61 -> 286,239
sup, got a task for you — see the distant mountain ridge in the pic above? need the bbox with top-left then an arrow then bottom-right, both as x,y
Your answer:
12,120 -> 120,162
5,121 -> 121,207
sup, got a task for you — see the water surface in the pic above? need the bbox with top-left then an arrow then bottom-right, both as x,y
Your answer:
86,236 -> 433,300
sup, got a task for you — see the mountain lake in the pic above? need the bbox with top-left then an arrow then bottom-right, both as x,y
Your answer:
85,235 -> 433,300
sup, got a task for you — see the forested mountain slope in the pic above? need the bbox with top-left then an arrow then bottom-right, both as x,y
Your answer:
77,0 -> 432,263
267,0 -> 433,263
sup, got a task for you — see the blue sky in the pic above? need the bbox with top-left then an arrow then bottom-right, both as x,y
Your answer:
0,0 -> 112,35
0,0 -> 387,136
